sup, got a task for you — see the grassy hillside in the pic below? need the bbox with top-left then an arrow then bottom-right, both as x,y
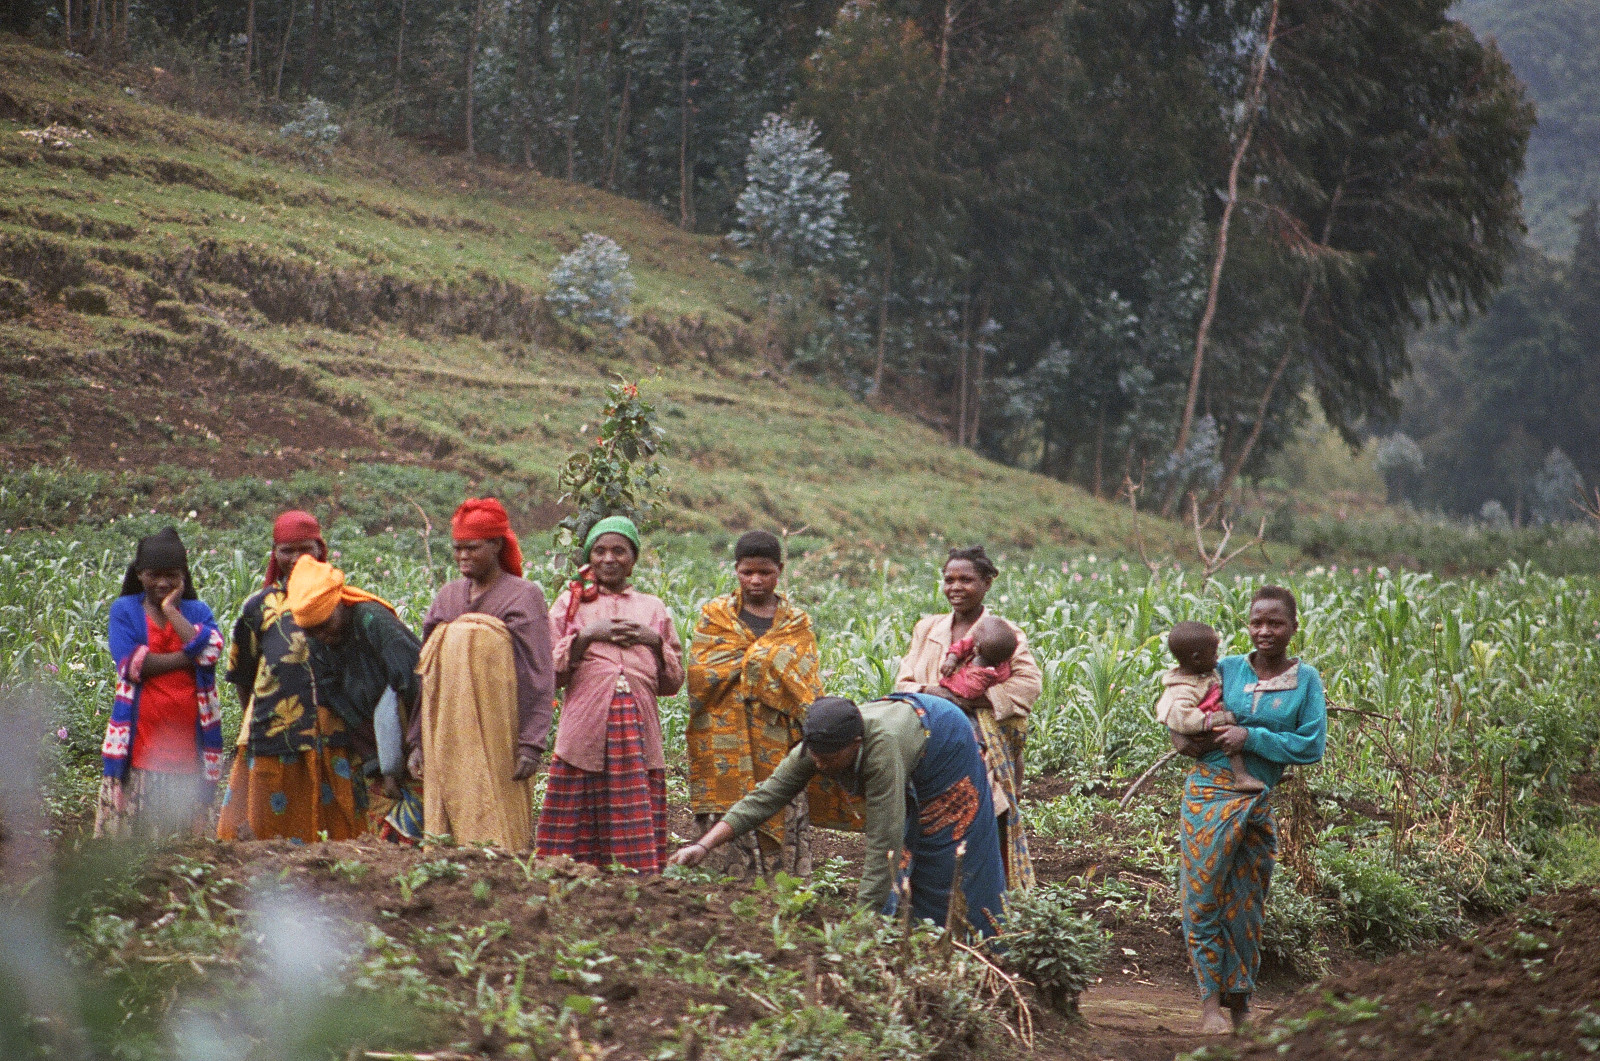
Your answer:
0,37 -> 1207,553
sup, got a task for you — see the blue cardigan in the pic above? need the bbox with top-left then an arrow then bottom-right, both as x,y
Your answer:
1206,654 -> 1328,789
103,594 -> 225,785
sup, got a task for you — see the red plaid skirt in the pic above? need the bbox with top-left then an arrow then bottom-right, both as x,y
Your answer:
535,679 -> 667,873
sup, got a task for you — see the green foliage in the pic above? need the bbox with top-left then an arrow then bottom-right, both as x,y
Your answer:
1260,886 -> 1333,980
1318,844 -> 1462,955
556,377 -> 669,554
1399,219 -> 1600,519
546,233 -> 636,333
993,884 -> 1109,1014
394,859 -> 467,902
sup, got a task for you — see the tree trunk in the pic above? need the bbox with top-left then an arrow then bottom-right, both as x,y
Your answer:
606,5 -> 646,190
1168,0 -> 1279,483
932,0 -> 954,140
243,0 -> 255,90
970,306 -> 985,446
677,27 -> 694,230
298,0 -> 322,94
465,0 -> 483,158
273,0 -> 297,100
392,0 -> 406,129
63,0 -> 72,50
565,21 -> 583,181
956,292 -> 972,445
873,246 -> 893,397
86,0 -> 97,50
1203,178 -> 1346,521
1092,407 -> 1107,498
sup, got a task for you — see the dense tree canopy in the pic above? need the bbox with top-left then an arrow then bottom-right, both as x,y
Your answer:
1398,206 -> 1600,520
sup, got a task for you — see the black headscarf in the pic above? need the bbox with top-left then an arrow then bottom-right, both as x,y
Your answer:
802,696 -> 864,756
118,526 -> 197,599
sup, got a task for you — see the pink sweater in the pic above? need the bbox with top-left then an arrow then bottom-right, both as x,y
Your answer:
547,585 -> 684,773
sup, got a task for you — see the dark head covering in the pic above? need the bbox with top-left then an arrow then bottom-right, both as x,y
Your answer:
734,530 -> 784,566
802,696 -> 864,756
119,526 -> 197,598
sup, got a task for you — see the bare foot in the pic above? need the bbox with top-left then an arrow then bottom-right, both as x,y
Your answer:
1225,992 -> 1252,1032
1199,996 -> 1232,1035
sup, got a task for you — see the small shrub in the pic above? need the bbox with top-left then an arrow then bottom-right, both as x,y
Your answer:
554,377 -> 668,553
0,276 -> 29,319
545,233 -> 634,333
150,300 -> 193,333
1259,885 -> 1332,979
63,283 -> 113,315
994,883 -> 1109,1014
1318,844 -> 1460,954
279,98 -> 341,150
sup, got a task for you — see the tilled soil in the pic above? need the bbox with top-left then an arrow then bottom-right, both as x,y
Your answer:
1228,885 -> 1600,1061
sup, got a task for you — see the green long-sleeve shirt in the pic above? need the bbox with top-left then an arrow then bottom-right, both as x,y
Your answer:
721,698 -> 928,910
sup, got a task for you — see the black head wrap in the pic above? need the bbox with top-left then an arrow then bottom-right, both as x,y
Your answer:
734,530 -> 783,566
119,526 -> 197,598
801,696 -> 863,756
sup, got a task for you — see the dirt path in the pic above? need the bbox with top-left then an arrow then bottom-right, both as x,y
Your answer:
1023,970 -> 1285,1061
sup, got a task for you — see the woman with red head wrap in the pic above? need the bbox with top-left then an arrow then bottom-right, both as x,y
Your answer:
408,498 -> 556,849
218,510 -> 378,842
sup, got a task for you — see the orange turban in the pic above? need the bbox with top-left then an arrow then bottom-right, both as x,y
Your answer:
286,555 -> 397,628
451,497 -> 524,576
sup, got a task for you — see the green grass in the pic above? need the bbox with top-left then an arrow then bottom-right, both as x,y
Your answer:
0,35 -> 1205,553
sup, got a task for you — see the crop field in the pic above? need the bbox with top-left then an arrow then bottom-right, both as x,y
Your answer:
9,521 -> 1600,894
3,522 -> 1600,1058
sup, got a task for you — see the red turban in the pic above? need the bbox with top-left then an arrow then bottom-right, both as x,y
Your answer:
451,497 -> 524,576
263,510 -> 326,587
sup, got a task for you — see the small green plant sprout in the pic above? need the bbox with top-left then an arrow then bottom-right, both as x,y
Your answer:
555,377 -> 669,553
394,859 -> 467,902
471,878 -> 493,905
807,856 -> 852,900
994,884 -> 1109,1015
1575,1006 -> 1600,1053
327,858 -> 370,885
550,938 -> 616,987
546,233 -> 636,333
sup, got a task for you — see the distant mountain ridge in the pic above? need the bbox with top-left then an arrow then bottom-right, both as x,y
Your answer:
1457,0 -> 1600,254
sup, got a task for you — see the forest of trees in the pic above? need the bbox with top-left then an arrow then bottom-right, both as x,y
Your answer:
0,0 -> 1536,511
1395,205 -> 1600,522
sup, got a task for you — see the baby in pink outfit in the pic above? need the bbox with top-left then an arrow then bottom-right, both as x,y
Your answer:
938,616 -> 1017,701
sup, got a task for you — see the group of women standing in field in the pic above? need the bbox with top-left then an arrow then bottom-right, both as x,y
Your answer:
94,507 -> 1324,1033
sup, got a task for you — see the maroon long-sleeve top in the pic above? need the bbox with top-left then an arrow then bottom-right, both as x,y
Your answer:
409,575 -> 556,759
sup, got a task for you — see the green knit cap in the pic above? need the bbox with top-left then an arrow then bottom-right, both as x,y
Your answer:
584,514 -> 641,556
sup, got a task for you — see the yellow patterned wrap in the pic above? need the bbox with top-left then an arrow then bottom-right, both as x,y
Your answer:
686,592 -> 863,841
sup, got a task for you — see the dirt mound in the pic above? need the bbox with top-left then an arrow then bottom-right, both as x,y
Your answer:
1230,886 -> 1600,1061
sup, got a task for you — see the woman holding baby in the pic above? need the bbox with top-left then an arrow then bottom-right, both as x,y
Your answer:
1171,585 -> 1327,1035
895,545 -> 1042,890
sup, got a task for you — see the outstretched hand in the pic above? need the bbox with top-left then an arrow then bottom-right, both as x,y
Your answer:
668,842 -> 708,868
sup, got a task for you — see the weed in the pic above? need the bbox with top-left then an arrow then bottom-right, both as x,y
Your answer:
395,860 -> 467,902
992,884 -> 1109,1015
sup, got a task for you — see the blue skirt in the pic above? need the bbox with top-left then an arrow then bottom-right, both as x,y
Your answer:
881,693 -> 1009,938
